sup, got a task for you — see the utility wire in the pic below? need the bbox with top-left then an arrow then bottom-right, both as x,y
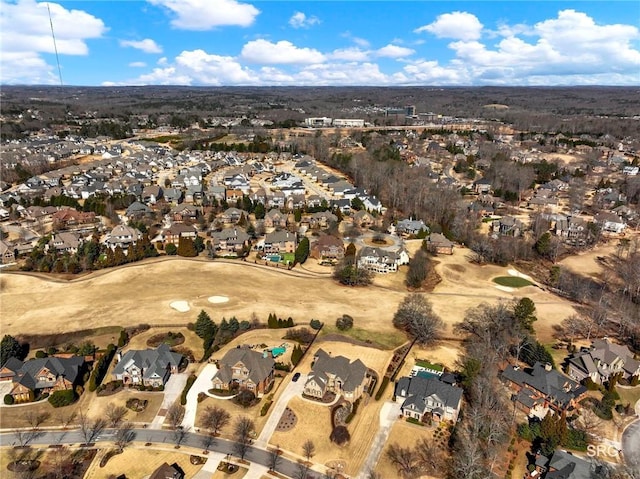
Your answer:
47,3 -> 63,86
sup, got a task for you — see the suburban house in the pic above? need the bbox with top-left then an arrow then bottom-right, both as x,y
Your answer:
525,450 -> 593,479
304,211 -> 337,229
162,223 -> 198,245
0,239 -> 16,264
263,231 -> 297,254
211,346 -> 275,398
170,203 -> 199,222
51,208 -> 96,230
142,185 -> 163,204
357,246 -> 409,274
394,375 -> 463,423
501,362 -> 587,416
594,212 -> 626,234
49,232 -> 81,254
352,210 -> 375,228
264,209 -> 288,229
104,225 -> 143,251
219,207 -> 246,224
210,228 -> 250,256
566,338 -> 640,385
310,235 -> 345,263
424,233 -> 454,255
492,216 -> 523,236
395,218 -> 429,237
303,349 -> 371,402
0,356 -> 86,402
554,216 -> 588,244
112,344 -> 183,388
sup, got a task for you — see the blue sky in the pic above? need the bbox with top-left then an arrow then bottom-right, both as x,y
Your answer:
1,0 -> 638,86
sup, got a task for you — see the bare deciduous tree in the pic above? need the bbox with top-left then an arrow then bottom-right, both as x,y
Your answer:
114,421 -> 135,450
166,404 -> 185,430
302,439 -> 315,463
385,443 -> 418,478
201,405 -> 231,435
233,416 -> 255,460
105,404 -> 128,427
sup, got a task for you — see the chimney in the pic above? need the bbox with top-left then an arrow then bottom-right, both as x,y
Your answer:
544,363 -> 552,372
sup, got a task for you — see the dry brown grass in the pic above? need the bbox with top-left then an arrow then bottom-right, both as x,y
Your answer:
126,327 -> 204,361
194,376 -> 285,438
373,420 -> 441,479
84,390 -> 165,424
83,447 -> 204,479
211,465 -> 248,478
3,248 -> 582,363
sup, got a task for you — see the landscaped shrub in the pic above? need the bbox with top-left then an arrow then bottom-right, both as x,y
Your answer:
180,374 -> 197,406
310,319 -> 323,330
235,389 -> 256,408
275,362 -> 291,372
284,328 -> 315,344
407,417 -> 424,426
261,400 -> 273,416
35,350 -> 47,358
336,314 -> 354,331
88,343 -> 116,392
48,389 -> 76,408
330,425 -> 350,445
375,377 -> 390,400
4,394 -> 14,405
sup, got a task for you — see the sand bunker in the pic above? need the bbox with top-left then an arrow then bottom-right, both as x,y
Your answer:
494,285 -> 515,293
170,301 -> 190,312
208,295 -> 229,304
507,269 -> 533,281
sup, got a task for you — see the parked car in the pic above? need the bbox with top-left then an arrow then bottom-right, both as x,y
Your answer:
292,372 -> 301,382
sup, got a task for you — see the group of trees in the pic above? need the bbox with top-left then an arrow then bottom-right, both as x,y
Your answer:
386,438 -> 447,478
194,310 -> 253,360
0,334 -> 27,366
22,234 -> 158,274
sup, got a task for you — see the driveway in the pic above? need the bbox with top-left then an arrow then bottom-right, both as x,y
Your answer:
149,372 -> 189,429
255,373 -> 307,447
356,401 -> 401,479
182,364 -> 218,430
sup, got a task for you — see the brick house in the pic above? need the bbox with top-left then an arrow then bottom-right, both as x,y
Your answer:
211,346 -> 275,398
112,344 -> 183,388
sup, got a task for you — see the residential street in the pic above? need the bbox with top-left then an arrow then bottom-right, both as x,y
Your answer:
621,399 -> 640,472
0,429 -> 324,479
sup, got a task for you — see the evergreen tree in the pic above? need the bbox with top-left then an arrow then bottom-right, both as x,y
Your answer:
195,310 -> 215,339
294,237 -> 310,265
228,317 -> 240,334
254,202 -> 265,220
345,242 -> 356,258
268,313 -> 277,329
177,237 -> 197,257
1,335 -> 24,366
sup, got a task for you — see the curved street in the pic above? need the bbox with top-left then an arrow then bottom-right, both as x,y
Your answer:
621,400 -> 640,473
0,428 -> 325,479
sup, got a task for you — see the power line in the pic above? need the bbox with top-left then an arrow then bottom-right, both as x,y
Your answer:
47,3 -> 63,86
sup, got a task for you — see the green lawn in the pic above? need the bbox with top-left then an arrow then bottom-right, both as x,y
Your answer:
320,325 -> 407,350
493,276 -> 532,288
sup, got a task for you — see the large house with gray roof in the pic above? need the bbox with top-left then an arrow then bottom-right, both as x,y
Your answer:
303,349 -> 371,402
566,338 -> 640,385
502,362 -> 587,416
394,375 -> 462,423
211,346 -> 275,398
112,344 -> 183,388
1,356 -> 86,402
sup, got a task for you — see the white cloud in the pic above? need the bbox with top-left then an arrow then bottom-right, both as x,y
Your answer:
241,39 -> 325,64
289,11 -> 320,29
376,44 -> 415,58
148,0 -> 259,30
445,10 -> 640,83
415,11 -> 483,41
0,0 -> 107,84
120,38 -> 163,54
330,47 -> 370,62
129,61 -> 147,68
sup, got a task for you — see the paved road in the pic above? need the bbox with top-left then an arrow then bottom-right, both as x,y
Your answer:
182,364 -> 218,430
255,373 -> 307,448
356,401 -> 401,479
0,428 -> 325,479
622,399 -> 640,472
